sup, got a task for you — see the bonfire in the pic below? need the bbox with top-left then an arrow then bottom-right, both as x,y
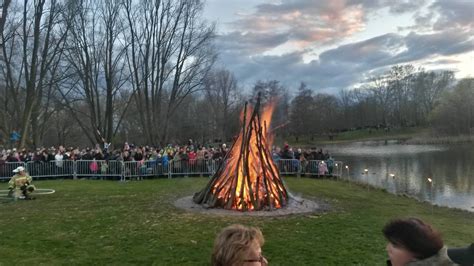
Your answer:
193,94 -> 289,211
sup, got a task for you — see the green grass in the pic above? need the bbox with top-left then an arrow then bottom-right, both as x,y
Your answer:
331,127 -> 424,141
279,127 -> 429,146
1,178 -> 473,265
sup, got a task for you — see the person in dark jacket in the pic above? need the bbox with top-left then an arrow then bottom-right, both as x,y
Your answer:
383,217 -> 457,266
448,243 -> 474,265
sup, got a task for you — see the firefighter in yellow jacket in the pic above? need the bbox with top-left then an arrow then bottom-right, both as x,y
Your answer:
8,166 -> 36,199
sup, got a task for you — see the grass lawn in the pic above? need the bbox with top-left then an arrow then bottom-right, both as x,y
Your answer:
279,127 -> 429,146
1,177 -> 473,265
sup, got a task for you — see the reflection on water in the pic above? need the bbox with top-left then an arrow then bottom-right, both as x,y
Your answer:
327,141 -> 474,212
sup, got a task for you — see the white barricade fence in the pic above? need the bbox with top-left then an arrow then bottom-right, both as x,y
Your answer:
123,161 -> 145,179
123,160 -> 171,180
0,159 -> 343,181
276,159 -> 300,175
26,160 -> 75,179
76,160 -> 100,178
0,162 -> 26,180
276,159 -> 343,177
142,160 -> 169,178
75,160 -> 123,180
305,160 -> 319,175
168,159 -> 221,178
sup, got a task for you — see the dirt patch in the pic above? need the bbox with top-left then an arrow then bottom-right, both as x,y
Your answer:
174,195 -> 331,217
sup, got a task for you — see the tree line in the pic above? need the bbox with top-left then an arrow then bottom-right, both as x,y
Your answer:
0,0 -> 214,148
290,65 -> 473,139
0,1 -> 472,149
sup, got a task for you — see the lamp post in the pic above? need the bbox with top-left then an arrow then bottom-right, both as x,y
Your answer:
389,173 -> 395,192
364,168 -> 369,191
427,178 -> 433,215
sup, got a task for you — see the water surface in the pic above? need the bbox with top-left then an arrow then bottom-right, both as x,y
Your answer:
326,141 -> 474,212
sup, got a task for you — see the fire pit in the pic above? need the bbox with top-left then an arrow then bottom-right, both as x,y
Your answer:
177,93 -> 329,217
193,94 -> 288,211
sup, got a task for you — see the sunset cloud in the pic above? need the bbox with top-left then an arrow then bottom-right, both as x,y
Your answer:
207,0 -> 473,92
229,1 -> 367,50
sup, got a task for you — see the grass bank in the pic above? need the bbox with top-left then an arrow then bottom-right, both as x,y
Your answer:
1,178 -> 473,265
403,134 -> 474,145
280,128 -> 474,146
279,127 -> 427,146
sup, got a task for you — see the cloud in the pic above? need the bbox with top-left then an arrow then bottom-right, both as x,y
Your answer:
215,31 -> 289,54
400,0 -> 474,33
348,0 -> 427,13
218,0 -> 435,55
392,31 -> 474,64
228,0 -> 367,51
425,58 -> 461,66
319,33 -> 403,65
386,0 -> 427,14
209,0 -> 472,93
431,0 -> 474,31
216,29 -> 473,91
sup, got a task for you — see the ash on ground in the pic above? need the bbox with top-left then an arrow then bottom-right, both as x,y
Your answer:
174,195 -> 330,217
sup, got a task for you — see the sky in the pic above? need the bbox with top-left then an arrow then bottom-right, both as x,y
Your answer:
202,0 -> 474,94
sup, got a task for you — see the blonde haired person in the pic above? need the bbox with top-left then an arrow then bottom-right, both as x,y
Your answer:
212,224 -> 268,266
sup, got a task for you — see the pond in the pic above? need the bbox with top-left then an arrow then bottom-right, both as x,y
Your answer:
325,141 -> 474,212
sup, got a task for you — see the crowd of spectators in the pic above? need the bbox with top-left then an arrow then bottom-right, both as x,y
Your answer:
1,140 -> 333,164
0,140 -> 336,178
0,140 -> 229,164
272,143 -> 332,161
272,143 -> 335,175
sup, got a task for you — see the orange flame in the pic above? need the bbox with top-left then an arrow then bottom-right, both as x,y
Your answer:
209,101 -> 288,211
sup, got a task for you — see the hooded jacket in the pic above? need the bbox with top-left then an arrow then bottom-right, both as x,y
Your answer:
387,246 -> 458,266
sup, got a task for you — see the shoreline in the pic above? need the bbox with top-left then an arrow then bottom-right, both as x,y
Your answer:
287,133 -> 474,146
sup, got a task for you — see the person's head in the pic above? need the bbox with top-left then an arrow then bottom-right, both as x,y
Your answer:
13,166 -> 26,175
383,218 -> 443,266
212,224 -> 267,266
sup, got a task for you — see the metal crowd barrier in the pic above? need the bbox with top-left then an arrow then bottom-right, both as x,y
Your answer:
0,159 -> 343,181
123,160 -> 170,180
168,159 -> 220,178
0,162 -> 25,180
277,159 -> 343,177
26,160 -> 75,179
75,160 -> 123,180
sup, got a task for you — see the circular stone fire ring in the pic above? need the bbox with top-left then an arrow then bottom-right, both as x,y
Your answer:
174,196 -> 330,217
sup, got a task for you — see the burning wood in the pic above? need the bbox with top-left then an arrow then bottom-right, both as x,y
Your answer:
193,94 -> 288,211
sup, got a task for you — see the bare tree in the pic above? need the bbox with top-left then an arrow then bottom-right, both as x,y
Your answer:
0,0 -> 68,148
123,0 -> 215,145
252,80 -> 290,132
60,0 -> 129,145
289,82 -> 314,141
430,78 -> 474,135
203,69 -> 240,141
412,70 -> 454,124
367,74 -> 392,127
386,65 -> 415,127
0,0 -> 12,41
